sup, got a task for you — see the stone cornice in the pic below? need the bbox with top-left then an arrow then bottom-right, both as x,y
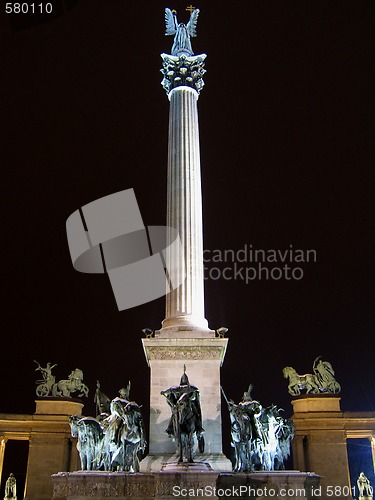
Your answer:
142,338 -> 228,365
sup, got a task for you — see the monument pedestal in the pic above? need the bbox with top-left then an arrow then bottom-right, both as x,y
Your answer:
292,395 -> 350,498
141,336 -> 232,471
34,398 -> 84,417
140,453 -> 232,473
25,399 -> 82,500
52,470 -> 320,499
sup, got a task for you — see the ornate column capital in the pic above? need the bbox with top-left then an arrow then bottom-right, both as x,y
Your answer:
161,53 -> 207,96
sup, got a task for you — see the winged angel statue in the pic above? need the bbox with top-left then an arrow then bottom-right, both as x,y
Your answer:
165,8 -> 200,56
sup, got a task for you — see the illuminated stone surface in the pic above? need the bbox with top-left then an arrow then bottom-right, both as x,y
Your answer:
52,469 -> 321,499
142,337 -> 230,471
292,396 -> 375,497
160,86 -> 212,335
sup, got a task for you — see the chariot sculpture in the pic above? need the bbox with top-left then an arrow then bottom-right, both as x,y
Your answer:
283,356 -> 341,396
34,360 -> 57,397
34,361 -> 89,398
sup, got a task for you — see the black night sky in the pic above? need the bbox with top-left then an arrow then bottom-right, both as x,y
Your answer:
1,0 -> 374,454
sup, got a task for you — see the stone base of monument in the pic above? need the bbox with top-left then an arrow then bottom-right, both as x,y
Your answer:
51,469 -> 320,499
35,397 -> 83,416
142,337 -> 230,467
140,453 -> 232,472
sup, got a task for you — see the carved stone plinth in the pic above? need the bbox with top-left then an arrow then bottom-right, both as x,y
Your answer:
52,470 -> 320,499
291,395 -> 341,414
34,398 -> 83,417
292,396 -> 350,498
141,336 -> 231,471
14,399 -> 82,499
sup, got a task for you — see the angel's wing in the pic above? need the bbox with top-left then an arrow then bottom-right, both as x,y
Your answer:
187,8 -> 200,37
165,8 -> 177,35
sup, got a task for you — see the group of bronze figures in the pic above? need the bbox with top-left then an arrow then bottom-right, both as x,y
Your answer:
223,385 -> 294,472
69,382 -> 146,473
160,368 -> 294,471
36,356 -> 340,472
65,368 -> 294,472
67,370 -> 206,472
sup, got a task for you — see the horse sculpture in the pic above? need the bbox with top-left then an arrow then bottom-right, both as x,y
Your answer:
53,368 -> 89,398
69,416 -> 103,470
259,405 -> 293,471
282,366 -> 320,395
99,410 -> 123,471
98,398 -> 146,472
275,418 -> 294,470
222,387 -> 264,472
161,367 -> 204,463
228,403 -> 252,472
68,385 -> 146,473
120,401 -> 146,472
175,391 -> 202,463
223,386 -> 294,472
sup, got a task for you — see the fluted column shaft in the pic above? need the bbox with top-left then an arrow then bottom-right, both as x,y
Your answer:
0,437 -> 6,492
162,86 -> 208,330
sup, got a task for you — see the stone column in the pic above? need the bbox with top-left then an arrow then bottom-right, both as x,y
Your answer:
161,86 -> 208,333
0,436 -> 6,491
141,50 -> 231,471
158,52 -> 212,337
370,436 -> 375,475
292,434 -> 307,471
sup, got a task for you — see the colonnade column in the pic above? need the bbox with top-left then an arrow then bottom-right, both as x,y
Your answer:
0,436 -> 6,490
370,436 -> 375,475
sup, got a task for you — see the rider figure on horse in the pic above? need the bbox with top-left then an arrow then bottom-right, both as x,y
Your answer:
161,366 -> 205,453
238,384 -> 263,442
111,382 -> 143,421
101,382 -> 146,472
